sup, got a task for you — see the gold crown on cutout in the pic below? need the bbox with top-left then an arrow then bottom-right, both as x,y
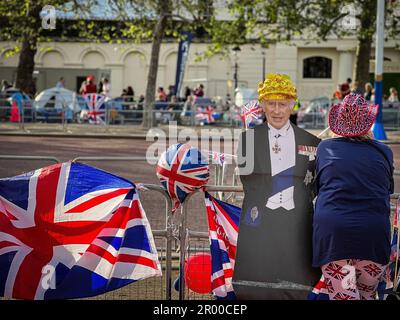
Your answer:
258,73 -> 297,101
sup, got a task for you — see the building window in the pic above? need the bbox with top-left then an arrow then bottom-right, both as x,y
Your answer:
303,56 -> 332,79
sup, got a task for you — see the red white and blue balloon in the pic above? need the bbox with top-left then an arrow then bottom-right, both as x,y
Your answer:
156,144 -> 210,213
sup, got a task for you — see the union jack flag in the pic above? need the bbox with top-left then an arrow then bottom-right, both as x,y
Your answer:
196,106 -> 215,124
156,144 -> 209,213
204,192 -> 240,300
307,276 -> 329,300
0,162 -> 161,300
84,93 -> 106,125
240,100 -> 263,129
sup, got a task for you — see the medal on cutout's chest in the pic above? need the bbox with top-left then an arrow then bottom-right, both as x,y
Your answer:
272,134 -> 281,154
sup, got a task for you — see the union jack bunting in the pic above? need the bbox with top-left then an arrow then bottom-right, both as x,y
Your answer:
204,192 -> 240,300
240,100 -> 263,129
84,93 -> 106,125
208,151 -> 225,166
157,144 -> 209,213
0,162 -> 161,300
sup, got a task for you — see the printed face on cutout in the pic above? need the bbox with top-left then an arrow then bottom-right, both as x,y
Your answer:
261,99 -> 294,129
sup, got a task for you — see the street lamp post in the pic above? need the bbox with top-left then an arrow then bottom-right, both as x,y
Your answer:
372,0 -> 387,140
234,61 -> 238,89
261,49 -> 266,81
232,46 -> 241,90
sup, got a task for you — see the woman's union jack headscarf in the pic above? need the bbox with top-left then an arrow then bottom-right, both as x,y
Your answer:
156,144 -> 210,213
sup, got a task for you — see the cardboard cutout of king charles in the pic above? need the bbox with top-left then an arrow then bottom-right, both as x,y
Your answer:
233,74 -> 321,299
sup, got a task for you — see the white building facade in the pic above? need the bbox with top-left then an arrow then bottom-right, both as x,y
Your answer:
0,39 -> 399,101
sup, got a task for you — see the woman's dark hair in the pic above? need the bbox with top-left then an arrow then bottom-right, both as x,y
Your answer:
127,86 -> 134,96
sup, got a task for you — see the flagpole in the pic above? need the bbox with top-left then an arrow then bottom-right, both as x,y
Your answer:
372,0 -> 387,140
317,126 -> 330,138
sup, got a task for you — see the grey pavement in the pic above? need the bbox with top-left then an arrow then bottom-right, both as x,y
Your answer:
0,122 -> 399,142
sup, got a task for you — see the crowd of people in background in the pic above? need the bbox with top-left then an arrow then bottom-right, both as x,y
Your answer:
1,74 -> 399,126
152,83 -> 208,124
2,74 -> 399,108
78,75 -> 111,98
333,77 -> 399,105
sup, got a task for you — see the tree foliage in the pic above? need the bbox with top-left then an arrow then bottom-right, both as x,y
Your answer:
206,0 -> 400,88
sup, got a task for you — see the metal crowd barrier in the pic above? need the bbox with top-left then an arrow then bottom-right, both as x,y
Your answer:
3,92 -> 400,132
179,185 -> 243,300
139,184 -> 174,300
0,95 -> 245,132
0,155 -> 61,163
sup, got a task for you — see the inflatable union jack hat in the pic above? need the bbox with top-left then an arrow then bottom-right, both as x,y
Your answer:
156,144 -> 210,213
329,93 -> 379,137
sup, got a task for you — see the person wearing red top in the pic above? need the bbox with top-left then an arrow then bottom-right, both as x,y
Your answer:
157,87 -> 167,102
81,75 -> 97,95
340,78 -> 352,98
193,84 -> 204,97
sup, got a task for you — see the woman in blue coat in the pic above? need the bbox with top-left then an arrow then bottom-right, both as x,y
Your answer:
313,93 -> 394,300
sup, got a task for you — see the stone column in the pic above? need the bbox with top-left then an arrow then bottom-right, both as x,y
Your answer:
274,43 -> 298,83
337,48 -> 354,83
107,64 -> 123,98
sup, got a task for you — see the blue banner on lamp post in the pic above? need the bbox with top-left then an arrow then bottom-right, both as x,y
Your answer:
372,0 -> 387,140
174,32 -> 193,98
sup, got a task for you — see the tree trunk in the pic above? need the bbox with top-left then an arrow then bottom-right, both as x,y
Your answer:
15,39 -> 37,95
353,37 -> 373,94
353,0 -> 377,93
142,2 -> 170,129
15,1 -> 42,96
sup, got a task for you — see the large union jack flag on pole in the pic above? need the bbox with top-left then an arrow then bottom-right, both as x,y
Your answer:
205,192 -> 239,300
0,162 -> 161,300
84,94 -> 106,125
157,144 -> 209,213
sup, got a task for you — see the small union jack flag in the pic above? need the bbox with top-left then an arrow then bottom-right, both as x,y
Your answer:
240,100 -> 263,129
157,144 -> 209,213
208,151 -> 225,166
84,93 -> 106,125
